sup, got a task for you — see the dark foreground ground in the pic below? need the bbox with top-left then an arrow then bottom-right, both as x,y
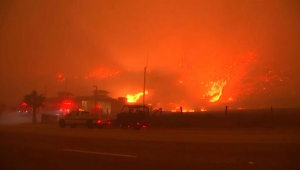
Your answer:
0,125 -> 300,170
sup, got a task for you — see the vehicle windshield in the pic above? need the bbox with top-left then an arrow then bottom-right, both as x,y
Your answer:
80,111 -> 89,115
121,106 -> 148,113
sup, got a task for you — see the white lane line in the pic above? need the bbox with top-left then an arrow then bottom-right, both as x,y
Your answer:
63,149 -> 137,158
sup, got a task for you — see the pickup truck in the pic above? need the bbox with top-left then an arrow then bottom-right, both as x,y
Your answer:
0,103 -> 6,115
115,105 -> 150,130
58,109 -> 109,128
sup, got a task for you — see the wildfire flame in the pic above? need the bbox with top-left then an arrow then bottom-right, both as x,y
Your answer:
53,52 -> 291,110
205,80 -> 227,102
197,53 -> 256,103
127,91 -> 149,103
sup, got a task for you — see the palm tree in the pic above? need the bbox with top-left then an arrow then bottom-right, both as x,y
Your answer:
23,90 -> 45,124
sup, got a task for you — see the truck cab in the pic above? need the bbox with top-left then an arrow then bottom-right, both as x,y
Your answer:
58,109 -> 108,129
115,105 -> 150,130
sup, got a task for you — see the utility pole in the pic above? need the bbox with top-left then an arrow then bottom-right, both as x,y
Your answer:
44,86 -> 47,98
65,78 -> 68,92
143,67 -> 146,106
146,51 -> 148,67
93,85 -> 97,106
143,52 -> 148,106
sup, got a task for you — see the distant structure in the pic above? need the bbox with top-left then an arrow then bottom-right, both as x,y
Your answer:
75,90 -> 127,116
57,91 -> 73,99
37,90 -> 127,118
43,91 -> 74,114
93,90 -> 109,96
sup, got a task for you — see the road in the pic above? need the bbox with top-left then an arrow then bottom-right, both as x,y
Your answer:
0,124 -> 300,170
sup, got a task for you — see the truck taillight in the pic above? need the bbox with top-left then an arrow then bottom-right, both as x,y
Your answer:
136,122 -> 140,125
95,105 -> 101,109
97,120 -> 101,124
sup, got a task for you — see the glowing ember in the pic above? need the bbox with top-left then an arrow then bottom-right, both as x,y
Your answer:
127,91 -> 149,103
170,105 -> 195,113
200,108 -> 207,112
88,68 -> 123,79
57,74 -> 66,82
228,97 -> 233,101
178,56 -> 191,69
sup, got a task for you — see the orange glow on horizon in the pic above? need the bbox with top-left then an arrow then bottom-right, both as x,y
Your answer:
200,107 -> 207,112
183,109 -> 195,112
170,105 -> 195,113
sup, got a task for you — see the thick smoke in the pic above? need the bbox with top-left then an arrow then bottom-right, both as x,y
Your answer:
0,0 -> 300,110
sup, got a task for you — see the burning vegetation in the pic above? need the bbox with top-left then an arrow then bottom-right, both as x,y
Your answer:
53,52 -> 295,111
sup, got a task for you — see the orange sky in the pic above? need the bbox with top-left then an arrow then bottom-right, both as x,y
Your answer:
0,0 -> 299,108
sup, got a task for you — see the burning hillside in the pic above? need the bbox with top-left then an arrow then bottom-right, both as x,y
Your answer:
53,52 -> 299,111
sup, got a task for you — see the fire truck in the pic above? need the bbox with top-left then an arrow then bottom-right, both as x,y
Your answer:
18,102 -> 32,115
60,100 -> 75,115
58,109 -> 109,128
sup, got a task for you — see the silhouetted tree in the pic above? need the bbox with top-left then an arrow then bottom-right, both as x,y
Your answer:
23,90 -> 45,124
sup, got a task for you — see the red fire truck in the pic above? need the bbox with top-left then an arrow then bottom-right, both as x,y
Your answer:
18,102 -> 32,115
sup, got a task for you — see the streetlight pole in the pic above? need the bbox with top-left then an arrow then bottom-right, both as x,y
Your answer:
93,85 -> 97,106
65,78 -> 68,92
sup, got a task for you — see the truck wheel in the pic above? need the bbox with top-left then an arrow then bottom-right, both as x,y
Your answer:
86,120 -> 94,129
133,126 -> 141,130
121,123 -> 129,129
70,124 -> 77,128
97,124 -> 104,129
59,120 -> 66,128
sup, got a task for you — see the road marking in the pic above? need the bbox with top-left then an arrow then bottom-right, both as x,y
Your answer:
63,149 -> 137,158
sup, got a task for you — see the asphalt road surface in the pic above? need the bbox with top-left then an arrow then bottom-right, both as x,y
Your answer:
0,124 -> 300,170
